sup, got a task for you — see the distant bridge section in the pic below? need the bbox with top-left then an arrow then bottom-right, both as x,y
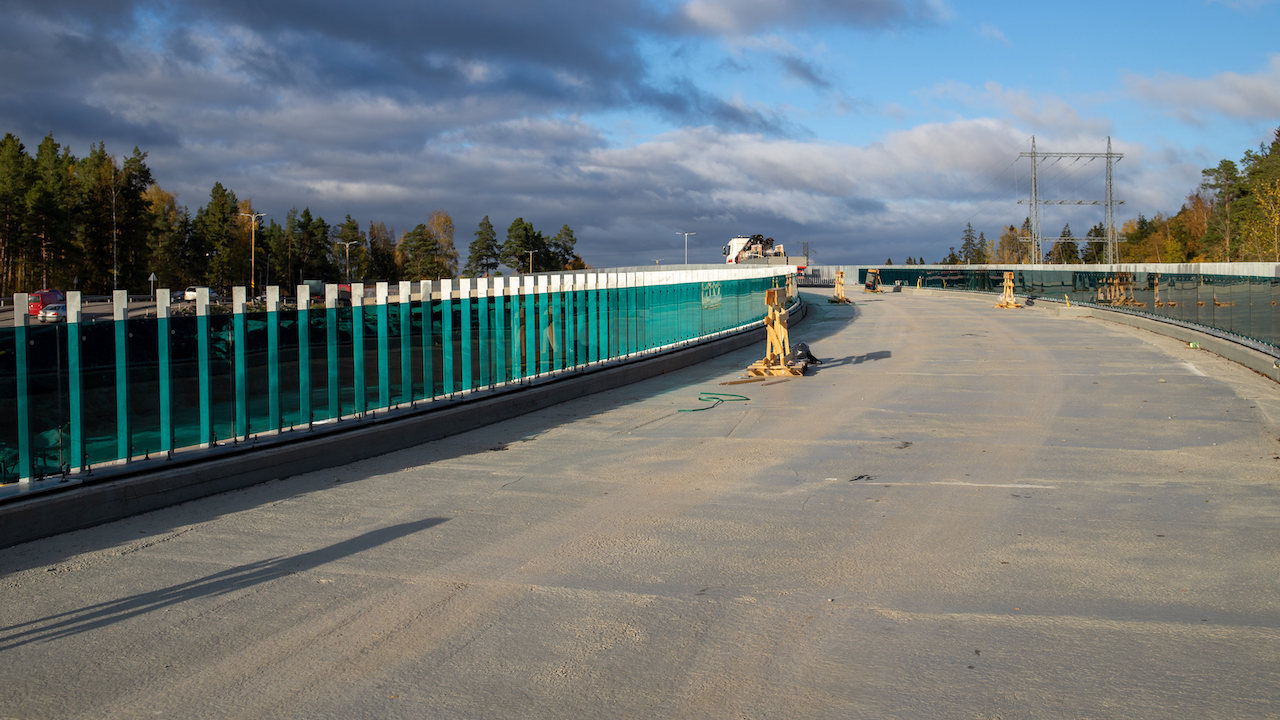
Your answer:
802,263 -> 1279,360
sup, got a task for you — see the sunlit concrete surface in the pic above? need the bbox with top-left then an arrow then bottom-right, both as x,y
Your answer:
3,289 -> 1279,719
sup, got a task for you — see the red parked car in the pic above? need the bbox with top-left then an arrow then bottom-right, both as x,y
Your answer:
27,289 -> 65,315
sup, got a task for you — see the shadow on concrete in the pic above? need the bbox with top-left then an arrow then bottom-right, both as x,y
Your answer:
0,293 -> 861,564
808,350 -> 892,373
7,362 -> 783,569
0,517 -> 448,649
789,291 -> 860,351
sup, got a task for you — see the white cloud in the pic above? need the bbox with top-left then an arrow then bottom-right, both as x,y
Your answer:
979,22 -> 1011,47
1124,54 -> 1280,123
921,81 -> 1112,139
680,0 -> 754,34
674,0 -> 948,35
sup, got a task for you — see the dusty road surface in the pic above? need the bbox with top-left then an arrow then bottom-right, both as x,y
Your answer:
3,290 -> 1279,719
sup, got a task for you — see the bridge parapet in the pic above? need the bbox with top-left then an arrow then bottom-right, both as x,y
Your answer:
1,265 -> 797,496
802,263 -> 1279,358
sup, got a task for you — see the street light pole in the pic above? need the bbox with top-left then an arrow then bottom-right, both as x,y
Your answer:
111,162 -> 119,291
676,231 -> 695,264
341,240 -> 359,284
239,211 -> 265,296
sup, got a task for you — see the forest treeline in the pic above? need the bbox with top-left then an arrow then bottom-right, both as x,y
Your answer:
897,127 -> 1280,266
9,125 -> 1277,292
0,132 -> 586,297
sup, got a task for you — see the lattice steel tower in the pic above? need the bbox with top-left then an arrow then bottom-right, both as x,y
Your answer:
1019,136 -> 1124,264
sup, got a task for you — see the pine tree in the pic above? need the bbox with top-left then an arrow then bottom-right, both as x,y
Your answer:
1046,223 -> 1078,264
550,224 -> 585,269
400,211 -> 458,280
1081,223 -> 1107,264
116,147 -> 155,291
400,224 -> 440,280
501,217 -> 549,273
144,185 -> 190,289
258,218 -> 284,289
272,209 -> 300,290
366,221 -> 400,281
464,215 -> 501,276
0,133 -> 33,296
333,215 -> 366,283
294,208 -> 334,283
193,182 -> 240,290
27,135 -> 74,291
959,222 -> 978,264
1202,160 -> 1242,261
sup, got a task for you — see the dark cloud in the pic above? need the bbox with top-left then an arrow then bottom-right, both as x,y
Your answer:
632,78 -> 792,135
2,0 -> 889,133
1,0 -> 141,31
0,91 -> 180,150
0,0 -> 1016,268
181,0 -> 657,105
0,12 -> 125,93
778,54 -> 832,89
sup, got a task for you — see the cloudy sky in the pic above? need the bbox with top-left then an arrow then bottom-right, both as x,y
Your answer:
4,0 -> 1279,267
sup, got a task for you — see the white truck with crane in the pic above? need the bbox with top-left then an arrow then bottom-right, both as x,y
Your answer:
722,234 -> 807,269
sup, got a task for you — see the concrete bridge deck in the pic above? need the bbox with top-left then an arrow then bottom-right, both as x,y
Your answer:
3,289 -> 1279,719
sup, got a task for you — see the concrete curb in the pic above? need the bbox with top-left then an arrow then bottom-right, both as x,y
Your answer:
0,300 -> 807,548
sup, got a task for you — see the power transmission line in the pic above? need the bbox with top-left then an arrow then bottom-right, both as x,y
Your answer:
1017,136 -> 1124,263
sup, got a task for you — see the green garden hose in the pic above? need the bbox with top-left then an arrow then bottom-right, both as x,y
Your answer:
679,392 -> 750,412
